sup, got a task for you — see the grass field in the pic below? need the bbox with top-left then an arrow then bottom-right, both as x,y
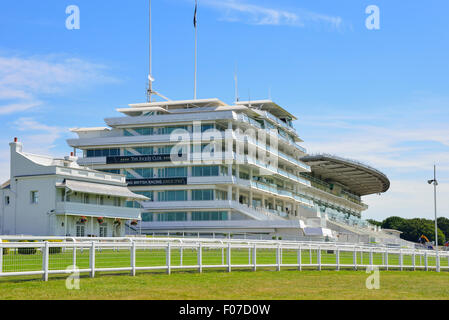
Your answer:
1,270 -> 449,300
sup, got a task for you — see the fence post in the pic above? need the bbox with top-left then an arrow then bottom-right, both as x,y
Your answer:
72,243 -> 77,268
131,241 -> 136,276
198,242 -> 202,273
227,243 -> 231,273
353,246 -> 357,271
0,238 -> 3,274
166,242 -> 171,275
318,246 -> 321,271
336,247 -> 340,271
399,249 -> 403,271
298,245 -> 302,271
42,241 -> 49,282
253,244 -> 257,272
221,246 -> 224,266
413,250 -> 416,271
90,241 -> 95,278
425,251 -> 428,271
276,244 -> 281,271
386,250 -> 389,271
369,249 -> 373,268
180,245 -> 183,266
248,247 -> 251,266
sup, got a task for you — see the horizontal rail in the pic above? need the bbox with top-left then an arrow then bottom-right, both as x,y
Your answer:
0,238 -> 447,281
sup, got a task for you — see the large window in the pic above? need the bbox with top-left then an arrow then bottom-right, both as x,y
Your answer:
156,212 -> 187,222
86,149 -> 120,158
158,167 -> 187,178
192,189 -> 214,201
98,169 -> 121,174
192,211 -> 228,221
142,213 -> 153,222
125,168 -> 154,179
157,190 -> 187,202
124,126 -> 189,137
192,166 -> 225,177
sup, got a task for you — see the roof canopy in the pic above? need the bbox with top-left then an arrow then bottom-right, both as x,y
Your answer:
301,154 -> 390,196
59,180 -> 149,201
128,98 -> 227,110
236,100 -> 298,121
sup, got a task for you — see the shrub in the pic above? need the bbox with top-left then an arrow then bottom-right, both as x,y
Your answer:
2,240 -> 9,255
17,240 -> 38,255
48,240 -> 63,254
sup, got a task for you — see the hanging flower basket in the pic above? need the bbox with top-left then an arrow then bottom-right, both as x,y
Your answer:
131,220 -> 138,226
79,216 -> 88,224
97,217 -> 104,224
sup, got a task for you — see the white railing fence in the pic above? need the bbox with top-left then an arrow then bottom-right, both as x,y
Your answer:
0,237 -> 447,281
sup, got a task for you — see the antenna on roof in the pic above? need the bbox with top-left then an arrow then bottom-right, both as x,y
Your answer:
146,0 -> 171,103
234,63 -> 239,103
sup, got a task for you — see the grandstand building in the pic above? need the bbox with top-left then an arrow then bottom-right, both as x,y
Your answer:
67,98 -> 399,243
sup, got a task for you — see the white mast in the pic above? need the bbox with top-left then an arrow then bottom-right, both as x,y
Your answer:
194,0 -> 198,100
146,0 -> 154,102
146,0 -> 171,103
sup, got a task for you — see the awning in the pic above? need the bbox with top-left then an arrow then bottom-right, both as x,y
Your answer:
59,180 -> 149,201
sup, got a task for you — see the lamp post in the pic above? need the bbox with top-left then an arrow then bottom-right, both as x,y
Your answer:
427,165 -> 439,272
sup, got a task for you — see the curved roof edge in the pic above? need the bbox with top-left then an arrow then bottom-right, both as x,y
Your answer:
301,153 -> 390,196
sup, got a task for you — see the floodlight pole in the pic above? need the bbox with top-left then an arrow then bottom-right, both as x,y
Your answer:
432,165 -> 440,272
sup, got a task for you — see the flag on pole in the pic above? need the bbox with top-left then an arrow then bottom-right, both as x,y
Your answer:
193,0 -> 198,28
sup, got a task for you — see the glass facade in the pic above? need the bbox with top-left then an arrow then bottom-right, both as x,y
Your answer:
86,148 -> 120,158
192,211 -> 228,221
156,212 -> 187,221
157,190 -> 187,201
192,189 -> 214,201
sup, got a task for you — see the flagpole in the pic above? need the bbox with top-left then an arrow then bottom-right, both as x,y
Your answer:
147,0 -> 153,102
194,0 -> 198,100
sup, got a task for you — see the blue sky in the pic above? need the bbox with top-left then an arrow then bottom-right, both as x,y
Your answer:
0,0 -> 448,221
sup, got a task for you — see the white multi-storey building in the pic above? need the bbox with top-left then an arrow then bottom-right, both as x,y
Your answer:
0,139 -> 148,237
67,98 -> 392,242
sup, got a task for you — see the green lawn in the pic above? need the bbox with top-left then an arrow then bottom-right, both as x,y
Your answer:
1,270 -> 449,300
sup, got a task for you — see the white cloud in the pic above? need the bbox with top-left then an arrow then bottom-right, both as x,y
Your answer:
298,102 -> 449,221
202,0 -> 343,29
0,54 -> 117,115
0,118 -> 70,183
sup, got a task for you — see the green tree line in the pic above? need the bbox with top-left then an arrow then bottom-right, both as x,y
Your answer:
366,217 -> 449,245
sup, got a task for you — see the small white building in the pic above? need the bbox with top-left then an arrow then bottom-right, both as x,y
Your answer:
0,139 -> 148,237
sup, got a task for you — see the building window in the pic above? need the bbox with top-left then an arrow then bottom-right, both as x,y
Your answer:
86,148 -> 120,158
142,213 -> 153,222
192,189 -> 214,201
30,191 -> 39,204
157,190 -> 187,202
83,194 -> 90,204
113,197 -> 121,207
156,212 -> 187,222
5,196 -> 10,205
76,224 -> 85,237
99,225 -> 107,237
192,211 -> 228,221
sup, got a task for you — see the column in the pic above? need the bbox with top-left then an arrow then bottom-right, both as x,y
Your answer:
249,190 -> 253,208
